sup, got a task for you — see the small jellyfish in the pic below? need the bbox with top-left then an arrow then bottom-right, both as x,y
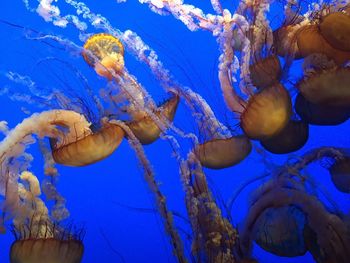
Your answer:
126,93 -> 180,145
82,33 -> 125,80
194,135 -> 252,169
249,55 -> 282,89
10,220 -> 84,263
329,157 -> 350,193
51,122 -> 125,166
260,120 -> 309,154
295,93 -> 350,125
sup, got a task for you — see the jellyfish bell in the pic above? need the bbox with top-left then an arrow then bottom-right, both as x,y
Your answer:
194,135 -> 252,169
297,67 -> 350,107
253,205 -> 307,257
296,24 -> 350,65
126,93 -> 179,145
295,93 -> 350,125
50,122 -> 125,166
249,55 -> 282,89
82,33 -> 125,80
260,119 -> 309,154
240,84 -> 292,140
329,157 -> 350,193
273,25 -> 302,59
10,221 -> 84,263
319,11 -> 350,52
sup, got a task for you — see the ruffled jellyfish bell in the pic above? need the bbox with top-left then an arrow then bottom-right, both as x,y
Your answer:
83,33 -> 125,80
10,220 -> 84,263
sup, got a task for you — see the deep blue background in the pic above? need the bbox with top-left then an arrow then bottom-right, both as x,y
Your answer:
0,0 -> 349,262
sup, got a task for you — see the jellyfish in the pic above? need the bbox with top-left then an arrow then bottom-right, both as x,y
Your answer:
239,175 -> 350,262
195,135 -> 252,169
297,67 -> 350,107
295,93 -> 350,125
252,205 -> 307,257
260,120 -> 309,154
319,10 -> 350,52
50,120 -> 125,166
82,33 -> 125,80
126,93 -> 180,145
329,156 -> 350,193
249,55 -> 282,90
273,16 -> 350,65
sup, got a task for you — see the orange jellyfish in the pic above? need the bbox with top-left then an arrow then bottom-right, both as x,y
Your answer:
273,12 -> 350,64
50,122 -> 125,166
297,67 -> 350,107
239,83 -> 292,140
195,135 -> 252,169
82,33 -> 125,80
126,93 -> 180,145
319,10 -> 350,52
10,221 -> 84,263
249,55 -> 282,89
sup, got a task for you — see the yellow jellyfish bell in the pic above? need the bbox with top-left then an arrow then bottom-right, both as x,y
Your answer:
82,33 -> 125,80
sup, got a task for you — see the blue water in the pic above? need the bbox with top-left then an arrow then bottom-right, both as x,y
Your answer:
0,0 -> 350,263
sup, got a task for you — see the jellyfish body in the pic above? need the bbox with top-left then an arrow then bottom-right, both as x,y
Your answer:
126,94 -> 180,145
253,206 -> 307,257
51,123 -> 125,166
260,120 -> 309,154
329,157 -> 350,193
82,33 -> 125,80
297,67 -> 350,107
273,25 -> 302,58
296,25 -> 350,65
250,56 -> 282,89
10,238 -> 84,263
195,135 -> 252,169
319,12 -> 350,52
240,84 -> 292,140
295,93 -> 350,125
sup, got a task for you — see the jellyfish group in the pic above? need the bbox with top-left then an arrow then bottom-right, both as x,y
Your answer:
0,0 -> 350,263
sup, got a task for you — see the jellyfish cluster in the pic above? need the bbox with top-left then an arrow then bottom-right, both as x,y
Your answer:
0,0 -> 350,262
